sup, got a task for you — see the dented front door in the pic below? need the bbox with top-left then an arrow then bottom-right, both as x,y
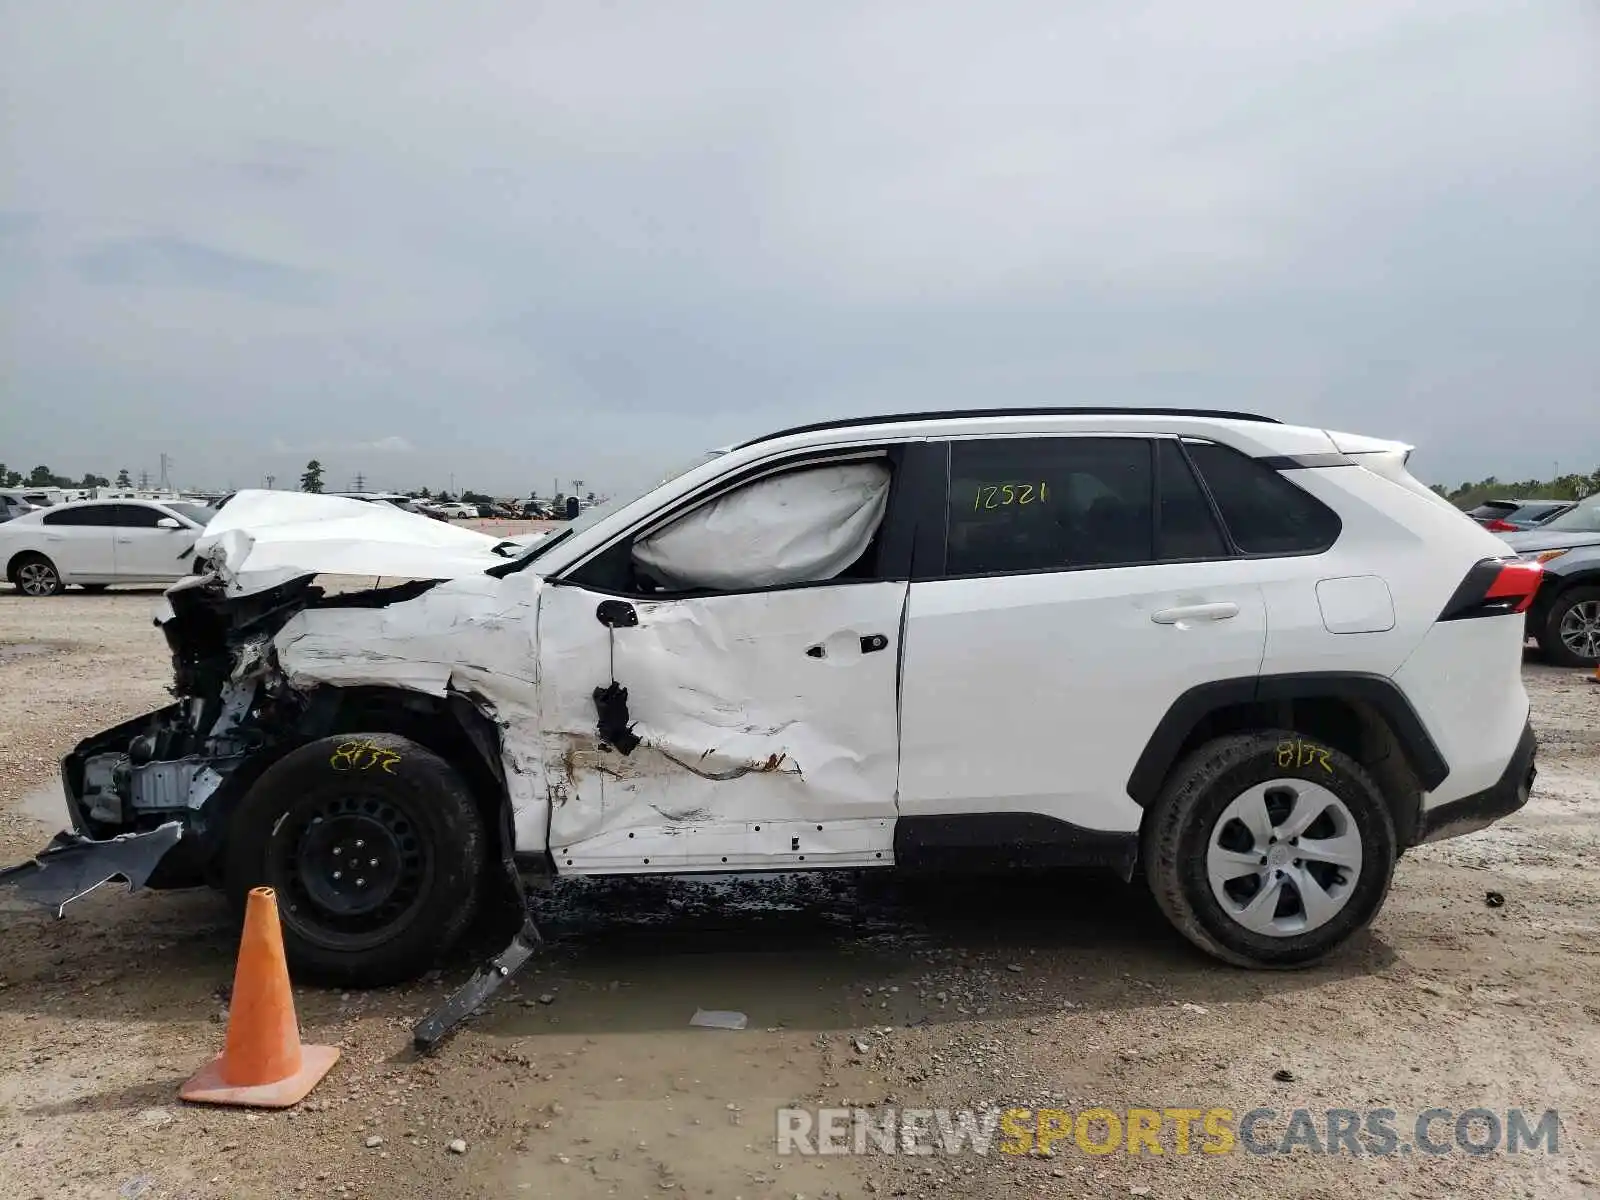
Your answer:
538,579 -> 907,872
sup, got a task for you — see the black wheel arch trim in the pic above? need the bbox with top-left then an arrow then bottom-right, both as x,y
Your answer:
1127,671 -> 1450,808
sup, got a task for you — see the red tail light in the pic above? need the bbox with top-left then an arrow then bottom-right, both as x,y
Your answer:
1484,518 -> 1519,532
1439,558 -> 1543,621
1483,560 -> 1543,613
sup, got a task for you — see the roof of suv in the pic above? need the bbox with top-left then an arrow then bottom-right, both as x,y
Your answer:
736,407 -> 1279,449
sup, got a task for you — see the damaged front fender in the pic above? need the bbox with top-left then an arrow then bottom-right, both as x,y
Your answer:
0,822 -> 183,917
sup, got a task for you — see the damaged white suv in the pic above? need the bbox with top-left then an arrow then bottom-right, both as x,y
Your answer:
4,409 -> 1539,1042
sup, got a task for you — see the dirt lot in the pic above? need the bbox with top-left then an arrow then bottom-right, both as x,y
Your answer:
0,583 -> 1595,1199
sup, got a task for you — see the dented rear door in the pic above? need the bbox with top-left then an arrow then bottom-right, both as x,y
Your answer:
538,579 -> 907,872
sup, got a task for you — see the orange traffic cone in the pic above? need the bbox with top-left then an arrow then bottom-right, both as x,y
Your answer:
180,887 -> 339,1108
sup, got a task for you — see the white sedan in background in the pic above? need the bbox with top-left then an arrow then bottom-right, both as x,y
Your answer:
1,499 -> 216,595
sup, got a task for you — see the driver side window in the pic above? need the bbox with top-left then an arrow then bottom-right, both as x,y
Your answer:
569,454 -> 901,596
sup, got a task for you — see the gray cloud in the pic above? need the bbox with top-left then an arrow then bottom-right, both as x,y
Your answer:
74,236 -> 321,303
1,0 -> 1596,493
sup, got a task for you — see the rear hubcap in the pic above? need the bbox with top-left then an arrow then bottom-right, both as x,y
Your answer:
1207,779 -> 1363,937
1558,600 -> 1600,662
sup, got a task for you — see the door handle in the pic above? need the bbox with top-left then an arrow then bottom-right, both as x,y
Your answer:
1152,602 -> 1239,625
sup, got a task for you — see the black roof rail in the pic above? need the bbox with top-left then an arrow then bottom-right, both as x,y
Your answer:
733,406 -> 1280,449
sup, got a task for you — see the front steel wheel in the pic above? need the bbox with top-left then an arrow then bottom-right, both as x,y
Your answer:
225,733 -> 487,986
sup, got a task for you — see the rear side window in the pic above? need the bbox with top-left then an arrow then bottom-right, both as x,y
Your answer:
1186,441 -> 1342,555
946,437 -> 1154,575
41,506 -> 110,527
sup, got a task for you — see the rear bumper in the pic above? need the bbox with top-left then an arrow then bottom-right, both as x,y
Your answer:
1415,721 -> 1537,844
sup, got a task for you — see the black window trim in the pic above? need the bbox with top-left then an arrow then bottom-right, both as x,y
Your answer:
551,439 -> 940,601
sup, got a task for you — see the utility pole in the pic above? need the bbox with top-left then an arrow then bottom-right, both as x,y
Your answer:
158,453 -> 173,491
138,469 -> 150,490
264,474 -> 276,490
353,471 -> 366,493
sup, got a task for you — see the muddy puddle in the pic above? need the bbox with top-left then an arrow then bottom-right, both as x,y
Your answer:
480,866 -> 1163,1035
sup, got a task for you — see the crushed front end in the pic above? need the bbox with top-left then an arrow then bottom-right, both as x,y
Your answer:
4,575 -> 328,913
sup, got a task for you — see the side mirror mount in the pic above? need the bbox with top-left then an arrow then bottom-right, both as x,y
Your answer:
156,517 -> 182,530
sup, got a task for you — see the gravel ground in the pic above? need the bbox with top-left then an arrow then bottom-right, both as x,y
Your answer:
0,581 -> 1595,1199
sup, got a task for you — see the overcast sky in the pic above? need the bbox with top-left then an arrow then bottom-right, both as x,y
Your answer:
2,1 -> 1596,496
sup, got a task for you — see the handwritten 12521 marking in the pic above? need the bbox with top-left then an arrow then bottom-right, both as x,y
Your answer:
329,739 -> 402,774
1277,740 -> 1333,773
973,482 -> 1049,511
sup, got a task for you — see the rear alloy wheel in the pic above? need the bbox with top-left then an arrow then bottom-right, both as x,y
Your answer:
1539,586 -> 1600,669
225,733 -> 487,986
12,555 -> 63,597
1144,730 -> 1397,968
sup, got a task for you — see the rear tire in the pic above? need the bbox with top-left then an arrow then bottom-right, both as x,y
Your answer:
10,554 -> 63,597
223,733 -> 486,986
1143,731 -> 1397,968
1536,585 -> 1600,668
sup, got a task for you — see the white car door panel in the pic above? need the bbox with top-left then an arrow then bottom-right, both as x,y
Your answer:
539,579 -> 907,872
899,563 -> 1267,832
110,506 -> 198,581
35,510 -> 115,578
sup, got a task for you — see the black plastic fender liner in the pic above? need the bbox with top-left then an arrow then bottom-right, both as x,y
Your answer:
0,822 -> 183,917
412,909 -> 544,1053
1126,672 -> 1450,808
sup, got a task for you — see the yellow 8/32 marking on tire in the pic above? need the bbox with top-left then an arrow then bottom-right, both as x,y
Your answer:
1276,739 -> 1333,773
329,739 -> 402,774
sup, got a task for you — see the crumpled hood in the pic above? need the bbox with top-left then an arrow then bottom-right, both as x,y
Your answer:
194,489 -> 520,596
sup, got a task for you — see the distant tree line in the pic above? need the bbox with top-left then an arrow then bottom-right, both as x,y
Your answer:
0,463 -> 112,489
1430,468 -> 1600,509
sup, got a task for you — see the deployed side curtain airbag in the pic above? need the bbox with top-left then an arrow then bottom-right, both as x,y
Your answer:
632,461 -> 891,591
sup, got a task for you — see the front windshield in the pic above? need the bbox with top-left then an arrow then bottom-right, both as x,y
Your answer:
1541,495 -> 1600,533
507,448 -> 728,568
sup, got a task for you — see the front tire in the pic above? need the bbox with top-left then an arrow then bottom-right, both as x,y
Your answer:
1143,731 -> 1397,968
11,554 -> 63,597
1537,585 -> 1600,668
224,733 -> 487,986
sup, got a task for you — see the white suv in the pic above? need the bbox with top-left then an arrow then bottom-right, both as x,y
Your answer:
7,410 -> 1539,1042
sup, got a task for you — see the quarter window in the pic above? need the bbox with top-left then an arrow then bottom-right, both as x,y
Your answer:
1185,440 -> 1342,554
945,437 -> 1154,575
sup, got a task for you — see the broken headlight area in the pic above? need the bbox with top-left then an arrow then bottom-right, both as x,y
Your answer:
4,576 -> 351,914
